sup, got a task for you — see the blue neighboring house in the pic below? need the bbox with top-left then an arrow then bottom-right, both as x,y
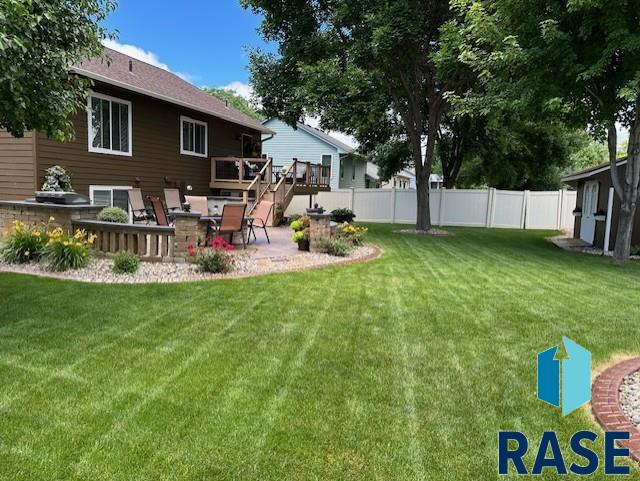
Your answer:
262,118 -> 367,189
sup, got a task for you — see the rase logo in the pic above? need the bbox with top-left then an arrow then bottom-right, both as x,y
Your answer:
537,336 -> 591,416
498,338 -> 630,476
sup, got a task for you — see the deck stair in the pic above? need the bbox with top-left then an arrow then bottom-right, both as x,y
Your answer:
210,157 -> 330,226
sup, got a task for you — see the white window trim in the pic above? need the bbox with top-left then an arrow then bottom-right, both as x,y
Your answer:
320,153 -> 333,165
89,185 -> 133,222
241,133 -> 254,158
180,116 -> 208,157
87,91 -> 133,156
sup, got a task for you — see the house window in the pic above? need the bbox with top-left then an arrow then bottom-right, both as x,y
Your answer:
88,93 -> 132,156
89,185 -> 132,218
180,116 -> 208,157
321,154 -> 332,167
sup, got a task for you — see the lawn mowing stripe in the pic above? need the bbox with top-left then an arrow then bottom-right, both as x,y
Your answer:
0,283 -> 237,413
249,279 -> 338,468
70,289 -> 273,479
453,238 -> 620,323
430,235 -> 588,320
133,289 -> 326,479
384,249 -> 428,481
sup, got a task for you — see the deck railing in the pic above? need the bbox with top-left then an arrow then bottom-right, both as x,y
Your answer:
210,157 -> 272,185
73,220 -> 175,262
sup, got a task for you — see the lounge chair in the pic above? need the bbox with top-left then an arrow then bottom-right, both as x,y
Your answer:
147,196 -> 170,226
184,195 -> 209,217
210,203 -> 247,249
164,189 -> 183,212
248,200 -> 273,244
128,188 -> 154,223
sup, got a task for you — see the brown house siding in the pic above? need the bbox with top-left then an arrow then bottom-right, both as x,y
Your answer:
571,164 -> 640,249
34,82 -> 261,199
0,130 -> 36,200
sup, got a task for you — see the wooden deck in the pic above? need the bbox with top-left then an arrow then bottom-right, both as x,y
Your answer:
209,157 -> 330,223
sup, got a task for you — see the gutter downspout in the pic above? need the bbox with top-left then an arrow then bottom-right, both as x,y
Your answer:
604,187 -> 615,252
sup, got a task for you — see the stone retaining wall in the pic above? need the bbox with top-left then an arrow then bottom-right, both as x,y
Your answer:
0,200 -> 102,234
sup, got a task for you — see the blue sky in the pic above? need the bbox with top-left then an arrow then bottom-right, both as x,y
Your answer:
102,0 -> 358,147
103,1 -> 272,92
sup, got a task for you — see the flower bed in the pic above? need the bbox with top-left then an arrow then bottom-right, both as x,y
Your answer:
0,244 -> 381,284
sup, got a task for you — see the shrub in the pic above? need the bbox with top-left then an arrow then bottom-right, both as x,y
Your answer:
192,236 -> 234,273
336,222 -> 368,246
290,215 -> 310,243
0,220 -> 49,263
112,251 -> 140,274
292,230 -> 306,243
195,248 -> 233,273
331,208 -> 356,223
43,227 -> 96,271
41,165 -> 73,192
318,237 -> 353,257
631,245 -> 640,256
98,207 -> 129,223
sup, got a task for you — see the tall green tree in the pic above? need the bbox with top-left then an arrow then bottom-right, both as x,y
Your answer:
0,0 -> 115,141
205,87 -> 265,121
242,0 -> 459,231
449,0 -> 640,262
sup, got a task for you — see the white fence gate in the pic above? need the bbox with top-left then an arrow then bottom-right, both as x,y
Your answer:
286,188 -> 577,231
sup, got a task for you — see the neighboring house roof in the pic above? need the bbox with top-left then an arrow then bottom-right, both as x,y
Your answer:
561,158 -> 628,183
263,118 -> 355,154
72,48 -> 273,134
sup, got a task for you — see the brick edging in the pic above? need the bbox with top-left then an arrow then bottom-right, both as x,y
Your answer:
592,358 -> 640,461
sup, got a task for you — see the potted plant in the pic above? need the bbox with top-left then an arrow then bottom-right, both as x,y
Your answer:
290,215 -> 310,251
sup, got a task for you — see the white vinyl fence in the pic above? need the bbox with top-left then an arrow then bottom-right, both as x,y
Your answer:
286,188 -> 577,230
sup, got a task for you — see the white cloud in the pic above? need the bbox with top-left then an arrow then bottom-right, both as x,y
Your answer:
102,39 -> 198,83
305,116 -> 359,149
214,82 -> 359,149
219,81 -> 254,100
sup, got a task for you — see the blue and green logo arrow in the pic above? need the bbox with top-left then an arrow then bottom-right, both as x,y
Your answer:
537,337 -> 591,416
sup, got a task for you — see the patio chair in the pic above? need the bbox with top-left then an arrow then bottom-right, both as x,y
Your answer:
128,188 -> 154,224
248,200 -> 273,244
147,196 -> 171,226
210,203 -> 247,249
164,188 -> 183,212
185,195 -> 209,217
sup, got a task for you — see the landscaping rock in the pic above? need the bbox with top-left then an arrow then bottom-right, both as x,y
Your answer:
0,244 -> 379,284
619,370 -> 640,425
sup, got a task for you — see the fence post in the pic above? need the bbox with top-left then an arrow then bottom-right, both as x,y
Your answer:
391,188 -> 397,224
439,187 -> 446,227
556,189 -> 564,230
350,187 -> 355,211
485,188 -> 497,228
523,190 -> 530,229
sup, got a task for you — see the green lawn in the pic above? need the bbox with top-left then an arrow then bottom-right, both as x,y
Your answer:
1,225 -> 640,480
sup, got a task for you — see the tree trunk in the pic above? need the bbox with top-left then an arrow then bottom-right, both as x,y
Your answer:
412,136 -> 432,231
416,168 -> 432,231
414,94 -> 443,231
612,102 -> 640,264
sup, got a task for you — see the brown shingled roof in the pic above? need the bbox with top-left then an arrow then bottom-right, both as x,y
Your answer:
71,47 -> 272,134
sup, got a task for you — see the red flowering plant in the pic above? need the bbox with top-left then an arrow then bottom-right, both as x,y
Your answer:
189,236 -> 235,273
208,236 -> 234,251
